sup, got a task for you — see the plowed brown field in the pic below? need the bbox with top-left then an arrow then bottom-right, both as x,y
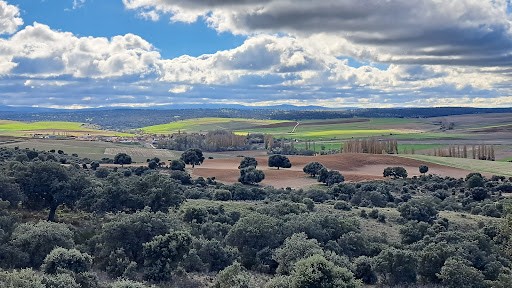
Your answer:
190,153 -> 476,189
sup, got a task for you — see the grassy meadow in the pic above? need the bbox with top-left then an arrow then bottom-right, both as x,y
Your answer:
233,118 -> 425,140
0,120 -> 132,137
141,117 -> 288,134
400,154 -> 512,177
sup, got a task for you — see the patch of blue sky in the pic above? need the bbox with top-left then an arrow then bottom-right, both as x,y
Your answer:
8,0 -> 246,58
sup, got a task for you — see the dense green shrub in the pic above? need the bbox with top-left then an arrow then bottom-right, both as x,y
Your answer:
290,254 -> 360,288
142,231 -> 192,282
398,197 -> 438,222
42,248 -> 92,274
10,221 -> 74,268
274,233 -> 323,275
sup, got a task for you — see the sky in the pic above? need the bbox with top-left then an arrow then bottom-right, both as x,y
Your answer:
0,0 -> 512,109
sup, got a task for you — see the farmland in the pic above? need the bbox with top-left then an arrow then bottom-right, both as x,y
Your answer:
141,117 -> 288,134
400,154 -> 512,177
233,118 -> 430,140
1,112 -> 512,178
0,120 -> 132,137
0,139 -> 163,163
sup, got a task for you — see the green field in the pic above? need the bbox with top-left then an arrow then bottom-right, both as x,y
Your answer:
400,154 -> 512,177
0,120 -> 132,137
141,117 -> 476,141
234,118 -> 427,140
397,144 -> 445,154
142,118 -> 287,134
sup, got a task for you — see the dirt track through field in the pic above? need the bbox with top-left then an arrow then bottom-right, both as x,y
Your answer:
190,153 -> 476,189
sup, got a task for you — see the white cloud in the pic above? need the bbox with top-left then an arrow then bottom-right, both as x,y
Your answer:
72,0 -> 86,10
169,84 -> 192,93
0,0 -> 23,34
139,10 -> 160,21
124,0 -> 512,67
2,22 -> 161,78
1,3 -> 512,109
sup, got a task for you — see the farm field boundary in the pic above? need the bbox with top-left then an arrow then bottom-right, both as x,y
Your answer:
399,154 -> 512,177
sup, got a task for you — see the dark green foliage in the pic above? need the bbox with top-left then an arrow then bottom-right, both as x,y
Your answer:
383,166 -> 408,179
90,161 -> 100,170
14,161 -> 88,221
290,254 -> 360,288
303,198 -> 314,211
419,165 -> 429,174
374,248 -> 417,285
238,166 -> 265,185
466,174 -> 485,188
399,221 -> 431,244
317,168 -> 329,183
368,209 -> 379,219
169,170 -> 192,184
438,257 -> 485,288
398,197 -> 438,222
180,148 -> 205,168
350,188 -> 390,208
328,183 -> 356,201
333,201 -> 351,211
265,276 -> 292,288
258,201 -> 308,217
336,231 -> 384,258
226,214 -> 283,267
78,172 -> 185,213
471,187 -> 488,201
197,239 -> 238,272
114,153 -> 132,166
0,175 -> 22,208
230,184 -> 266,200
170,159 -> 186,171
321,170 -> 345,186
110,279 -> 151,288
97,209 -> 173,266
94,167 -> 110,178
26,150 -> 38,160
142,231 -> 192,282
10,221 -> 74,268
285,213 -> 359,244
214,189 -> 232,201
147,160 -> 158,169
268,154 -> 292,170
213,262 -> 256,288
273,233 -> 323,275
418,242 -> 456,283
41,247 -> 92,274
239,157 -> 258,169
303,162 -> 325,177
353,256 -> 377,284
183,206 -> 208,224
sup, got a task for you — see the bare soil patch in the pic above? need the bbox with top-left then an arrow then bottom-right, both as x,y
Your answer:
191,153 -> 474,188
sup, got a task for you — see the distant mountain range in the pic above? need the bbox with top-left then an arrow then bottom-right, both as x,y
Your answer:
0,104 -> 352,113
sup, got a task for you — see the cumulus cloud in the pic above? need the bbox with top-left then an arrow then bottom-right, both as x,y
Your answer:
0,0 -> 23,34
1,1 -> 512,108
123,0 -> 512,67
2,22 -> 161,78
